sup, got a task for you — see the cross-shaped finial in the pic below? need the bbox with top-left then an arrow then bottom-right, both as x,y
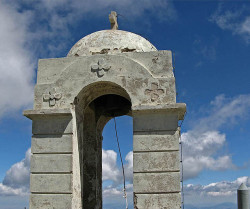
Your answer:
43,88 -> 62,106
145,83 -> 164,102
109,11 -> 118,30
91,59 -> 111,78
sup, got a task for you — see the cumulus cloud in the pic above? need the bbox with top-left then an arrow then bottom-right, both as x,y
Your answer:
182,131 -> 234,179
184,176 -> 250,205
210,6 -> 250,43
3,0 -> 176,57
102,149 -> 133,186
182,94 -> 250,180
0,1 -> 35,118
0,149 -> 30,196
102,149 -> 121,183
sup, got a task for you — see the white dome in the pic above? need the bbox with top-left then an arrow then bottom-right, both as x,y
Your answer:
67,30 -> 157,57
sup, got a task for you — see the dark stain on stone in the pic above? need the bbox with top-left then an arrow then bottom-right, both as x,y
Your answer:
134,193 -> 138,209
121,47 -> 136,52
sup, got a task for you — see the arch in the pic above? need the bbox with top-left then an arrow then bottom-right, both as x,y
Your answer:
74,81 -> 132,114
73,81 -> 132,209
26,41 -> 185,209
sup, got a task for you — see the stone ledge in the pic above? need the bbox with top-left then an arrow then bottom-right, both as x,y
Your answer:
23,109 -> 72,120
132,103 -> 186,120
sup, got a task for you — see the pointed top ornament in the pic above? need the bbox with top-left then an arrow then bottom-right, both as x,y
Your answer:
109,11 -> 118,30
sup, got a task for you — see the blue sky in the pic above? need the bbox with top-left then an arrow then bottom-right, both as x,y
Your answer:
0,0 -> 250,208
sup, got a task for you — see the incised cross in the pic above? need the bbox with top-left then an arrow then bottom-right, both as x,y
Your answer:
91,59 -> 111,78
43,88 -> 62,106
145,83 -> 164,102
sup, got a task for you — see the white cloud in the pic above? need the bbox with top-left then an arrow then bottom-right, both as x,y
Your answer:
185,176 -> 250,205
102,149 -> 133,185
184,176 -> 250,207
182,94 -> 250,180
0,1 -> 35,118
182,131 -> 234,180
210,6 -> 250,43
0,184 -> 28,197
0,149 -> 30,196
102,149 -> 120,183
103,183 -> 133,199
124,151 -> 133,183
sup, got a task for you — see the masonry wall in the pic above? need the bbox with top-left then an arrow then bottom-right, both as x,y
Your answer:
29,113 -> 73,209
133,111 -> 181,209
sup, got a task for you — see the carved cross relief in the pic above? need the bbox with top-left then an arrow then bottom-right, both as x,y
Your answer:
91,59 -> 111,78
145,83 -> 164,102
43,88 -> 62,106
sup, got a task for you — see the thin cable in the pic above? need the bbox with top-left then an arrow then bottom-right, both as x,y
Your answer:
173,49 -> 186,209
179,112 -> 187,209
114,117 -> 128,209
180,133 -> 185,209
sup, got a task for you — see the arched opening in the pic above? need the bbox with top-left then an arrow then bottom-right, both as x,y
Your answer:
74,82 -> 132,209
102,115 -> 133,209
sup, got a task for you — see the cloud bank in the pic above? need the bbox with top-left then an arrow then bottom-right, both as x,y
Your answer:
182,94 -> 250,180
0,1 -> 35,118
184,176 -> 250,206
0,149 -> 30,196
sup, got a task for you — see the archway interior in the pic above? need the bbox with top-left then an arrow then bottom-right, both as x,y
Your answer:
78,93 -> 132,209
102,115 -> 133,209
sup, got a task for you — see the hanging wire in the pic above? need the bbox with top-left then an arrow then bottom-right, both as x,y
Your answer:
114,117 -> 128,209
179,111 -> 187,209
174,50 -> 187,209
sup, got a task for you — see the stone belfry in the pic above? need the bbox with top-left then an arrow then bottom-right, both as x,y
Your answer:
24,12 -> 186,209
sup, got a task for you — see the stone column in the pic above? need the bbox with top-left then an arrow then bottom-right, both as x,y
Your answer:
24,109 -> 73,209
82,105 -> 102,209
132,104 -> 185,209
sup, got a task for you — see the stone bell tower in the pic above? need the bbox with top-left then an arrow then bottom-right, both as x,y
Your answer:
24,12 -> 186,209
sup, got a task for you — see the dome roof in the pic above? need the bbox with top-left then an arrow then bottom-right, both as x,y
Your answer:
67,30 -> 157,57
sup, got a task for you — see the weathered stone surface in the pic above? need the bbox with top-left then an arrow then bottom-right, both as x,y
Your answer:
133,172 -> 180,193
67,30 -> 157,57
32,116 -> 72,134
133,131 -> 179,152
134,152 -> 180,172
30,154 -> 72,173
134,193 -> 181,209
34,54 -> 177,110
30,174 -> 72,193
133,112 -> 178,132
125,51 -> 174,78
32,135 -> 72,153
30,194 -> 72,209
24,28 -> 186,209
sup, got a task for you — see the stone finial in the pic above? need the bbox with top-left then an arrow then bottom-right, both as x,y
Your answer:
109,11 -> 118,30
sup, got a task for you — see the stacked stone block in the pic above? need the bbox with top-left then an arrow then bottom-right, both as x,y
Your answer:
25,110 -> 73,209
133,110 -> 181,209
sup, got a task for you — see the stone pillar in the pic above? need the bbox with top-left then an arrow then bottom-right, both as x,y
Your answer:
82,105 -> 102,209
133,105 -> 185,209
24,109 -> 73,209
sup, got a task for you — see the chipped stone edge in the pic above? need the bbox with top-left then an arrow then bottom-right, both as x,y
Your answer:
23,109 -> 72,120
132,103 -> 186,120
